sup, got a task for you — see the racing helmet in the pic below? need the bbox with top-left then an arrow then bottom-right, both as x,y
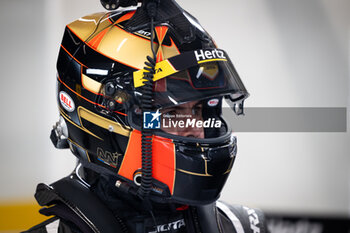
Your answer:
52,1 -> 249,206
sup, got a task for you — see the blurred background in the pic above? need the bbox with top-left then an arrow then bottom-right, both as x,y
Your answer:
0,0 -> 349,232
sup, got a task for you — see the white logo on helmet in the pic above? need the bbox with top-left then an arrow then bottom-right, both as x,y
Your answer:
59,91 -> 75,112
194,49 -> 226,61
208,98 -> 219,107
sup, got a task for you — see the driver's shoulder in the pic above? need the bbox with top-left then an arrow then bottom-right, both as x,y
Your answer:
216,201 -> 269,233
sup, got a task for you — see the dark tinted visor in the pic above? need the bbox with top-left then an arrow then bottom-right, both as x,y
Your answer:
132,48 -> 249,109
151,60 -> 248,109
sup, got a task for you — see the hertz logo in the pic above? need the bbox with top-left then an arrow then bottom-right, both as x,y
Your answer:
194,49 -> 226,62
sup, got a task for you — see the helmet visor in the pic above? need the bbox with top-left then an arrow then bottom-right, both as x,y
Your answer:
150,59 -> 248,109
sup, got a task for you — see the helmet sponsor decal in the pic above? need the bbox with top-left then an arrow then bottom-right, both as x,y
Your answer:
133,48 -> 229,88
59,91 -> 75,112
208,98 -> 219,107
97,147 -> 121,168
136,29 -> 151,37
194,49 -> 226,62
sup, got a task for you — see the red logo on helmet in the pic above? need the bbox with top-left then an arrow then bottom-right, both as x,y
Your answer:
208,98 -> 219,107
59,91 -> 75,112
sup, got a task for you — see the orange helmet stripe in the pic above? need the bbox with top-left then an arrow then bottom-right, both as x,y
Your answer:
119,130 -> 176,194
88,28 -> 110,49
115,11 -> 136,24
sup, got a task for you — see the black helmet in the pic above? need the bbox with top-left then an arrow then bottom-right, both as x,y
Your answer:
52,0 -> 249,206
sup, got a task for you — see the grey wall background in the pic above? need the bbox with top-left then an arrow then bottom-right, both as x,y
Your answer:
0,0 -> 349,216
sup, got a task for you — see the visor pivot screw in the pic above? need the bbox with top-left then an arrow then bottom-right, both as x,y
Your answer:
108,125 -> 114,132
115,180 -> 121,188
105,82 -> 116,96
107,99 -> 116,111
